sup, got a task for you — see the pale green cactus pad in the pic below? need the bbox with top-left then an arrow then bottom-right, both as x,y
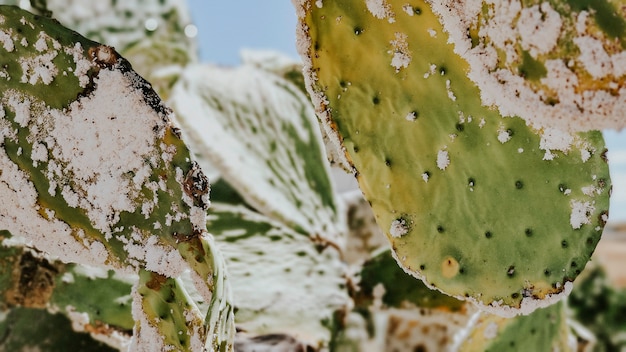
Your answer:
44,0 -> 197,98
430,0 -> 626,132
295,0 -> 611,316
456,302 -> 573,351
170,63 -> 346,246
0,6 -> 233,349
0,307 -> 118,352
208,203 -> 350,349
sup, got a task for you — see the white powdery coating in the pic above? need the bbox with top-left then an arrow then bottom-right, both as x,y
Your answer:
46,69 -> 165,235
539,128 -> 574,160
0,30 -> 14,52
390,32 -> 411,72
483,322 -> 499,339
574,36 -> 612,79
517,3 -> 561,57
389,218 -> 408,238
437,149 -> 450,170
0,146 -> 109,267
402,4 -> 414,16
422,172 -> 429,182
20,50 -> 59,85
497,127 -> 511,143
429,0 -> 626,132
570,200 -> 594,229
405,111 -> 417,121
65,43 -> 91,88
365,0 -> 395,22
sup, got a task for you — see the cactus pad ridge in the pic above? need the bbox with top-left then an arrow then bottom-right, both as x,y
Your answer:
294,0 -> 611,316
170,63 -> 346,246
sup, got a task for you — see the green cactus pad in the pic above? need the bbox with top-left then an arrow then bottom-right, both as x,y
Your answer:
356,249 -> 466,312
0,307 -> 118,352
0,6 -> 234,348
208,203 -> 350,349
456,302 -> 572,351
429,0 -> 626,131
295,0 -> 611,316
133,269 -> 214,352
170,63 -> 345,245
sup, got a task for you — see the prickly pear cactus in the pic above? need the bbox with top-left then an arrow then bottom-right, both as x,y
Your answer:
0,307 -> 119,351
0,5 -> 233,349
430,0 -> 626,132
294,0 -> 611,316
455,302 -> 574,351
43,0 -> 197,98
208,203 -> 350,349
170,63 -> 346,246
341,248 -> 475,351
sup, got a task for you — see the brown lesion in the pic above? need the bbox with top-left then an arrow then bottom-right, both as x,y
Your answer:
5,251 -> 62,308
183,161 -> 210,209
88,45 -> 120,68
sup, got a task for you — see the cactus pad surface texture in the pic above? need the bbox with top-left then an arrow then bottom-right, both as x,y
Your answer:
295,0 -> 611,316
429,0 -> 626,131
0,5 -> 234,350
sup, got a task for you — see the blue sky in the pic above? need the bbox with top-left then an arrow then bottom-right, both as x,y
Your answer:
187,1 -> 625,223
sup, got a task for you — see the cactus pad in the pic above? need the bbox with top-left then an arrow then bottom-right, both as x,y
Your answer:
456,302 -> 573,351
0,6 -> 234,349
208,203 -> 350,348
170,63 -> 345,245
295,0 -> 611,316
430,0 -> 626,132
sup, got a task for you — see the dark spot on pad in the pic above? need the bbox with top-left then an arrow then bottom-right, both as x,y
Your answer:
544,269 -> 551,276
414,7 -> 422,15
507,266 -> 515,277
558,183 -> 567,192
571,261 -> 577,268
437,225 -> 444,233
506,128 -> 514,137
515,180 -> 524,189
372,96 -> 380,105
385,158 -> 391,167
459,267 -> 465,274
485,231 -> 492,239
353,146 -> 359,153
439,66 -> 446,75
455,123 -> 464,132
354,27 -> 363,35
525,228 -> 533,237
511,292 -> 519,299
419,264 -> 426,270
561,240 -> 568,248
468,178 -> 475,186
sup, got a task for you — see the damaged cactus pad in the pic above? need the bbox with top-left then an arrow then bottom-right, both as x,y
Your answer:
0,5 -> 233,350
295,0 -> 611,316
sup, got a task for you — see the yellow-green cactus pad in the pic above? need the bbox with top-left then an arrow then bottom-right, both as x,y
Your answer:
170,63 -> 346,246
209,203 -> 350,349
455,302 -> 573,351
294,0 -> 611,316
430,0 -> 626,131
